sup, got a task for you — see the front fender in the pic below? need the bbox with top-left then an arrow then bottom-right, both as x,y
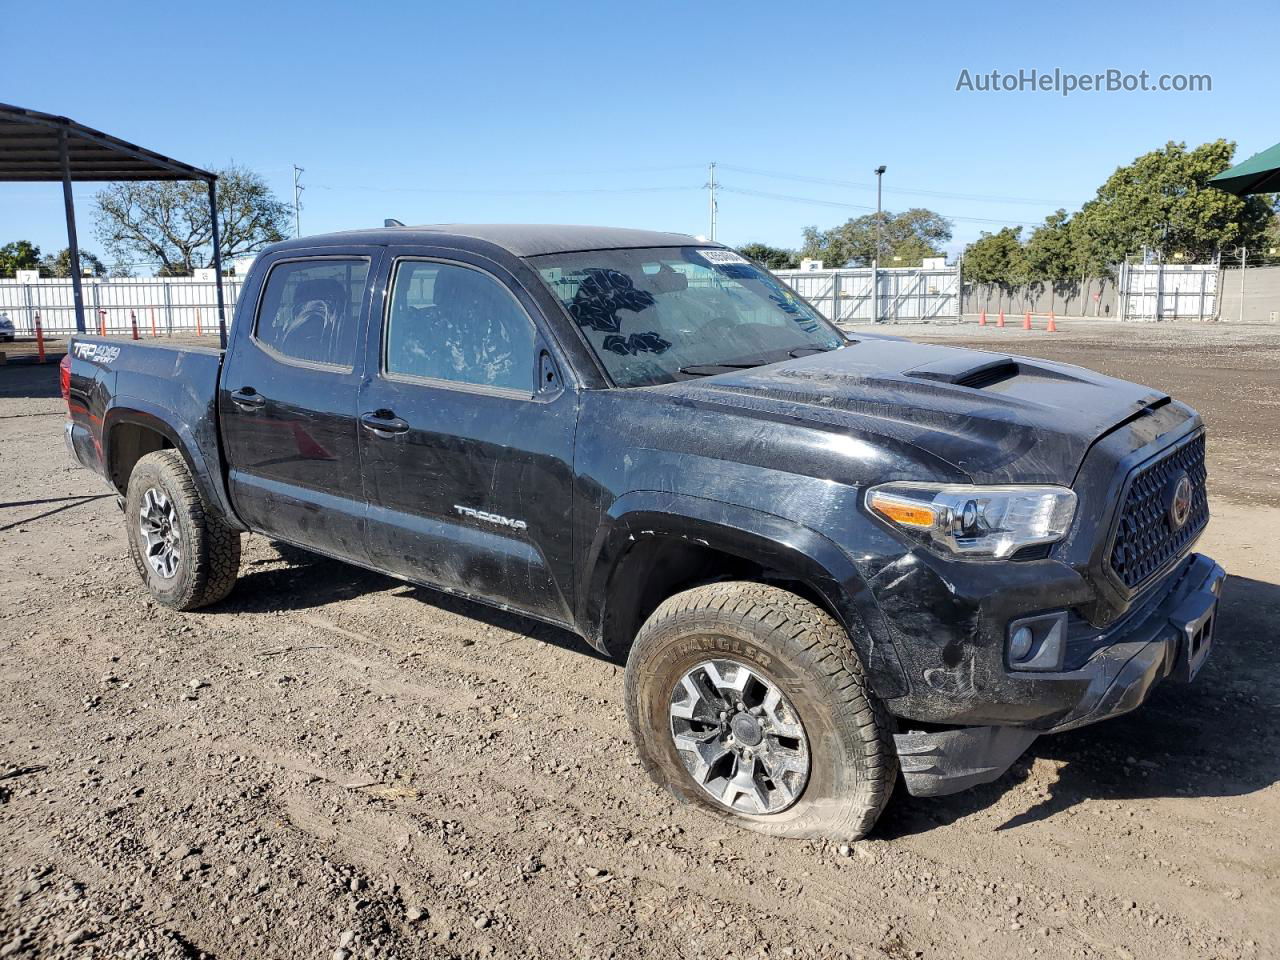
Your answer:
580,490 -> 908,697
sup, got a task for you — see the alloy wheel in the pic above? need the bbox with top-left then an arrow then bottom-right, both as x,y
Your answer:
668,657 -> 810,815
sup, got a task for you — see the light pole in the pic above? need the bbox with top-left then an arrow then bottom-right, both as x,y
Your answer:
873,165 -> 886,322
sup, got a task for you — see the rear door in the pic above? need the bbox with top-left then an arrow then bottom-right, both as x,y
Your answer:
219,247 -> 381,562
357,247 -> 578,625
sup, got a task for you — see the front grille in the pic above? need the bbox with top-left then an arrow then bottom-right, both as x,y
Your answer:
1108,433 -> 1208,590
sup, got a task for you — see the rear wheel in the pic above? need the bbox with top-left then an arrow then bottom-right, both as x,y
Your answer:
125,450 -> 241,610
624,581 -> 897,839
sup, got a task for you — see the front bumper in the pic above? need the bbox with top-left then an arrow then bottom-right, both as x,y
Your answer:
896,552 -> 1224,797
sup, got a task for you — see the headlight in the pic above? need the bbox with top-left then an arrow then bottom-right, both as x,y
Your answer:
866,482 -> 1076,559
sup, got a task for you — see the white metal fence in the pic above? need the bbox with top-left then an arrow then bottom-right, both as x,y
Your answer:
1,268 -> 964,336
774,265 -> 962,323
1116,263 -> 1217,321
0,277 -> 244,336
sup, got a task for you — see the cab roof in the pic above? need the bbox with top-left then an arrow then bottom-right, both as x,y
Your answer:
268,223 -> 712,258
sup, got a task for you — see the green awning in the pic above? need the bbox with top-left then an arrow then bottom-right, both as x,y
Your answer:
1208,141 -> 1280,196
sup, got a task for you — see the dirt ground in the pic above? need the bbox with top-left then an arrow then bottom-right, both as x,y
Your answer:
1,325 -> 1278,960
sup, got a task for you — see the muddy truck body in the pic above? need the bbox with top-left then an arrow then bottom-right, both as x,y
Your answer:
62,225 -> 1224,838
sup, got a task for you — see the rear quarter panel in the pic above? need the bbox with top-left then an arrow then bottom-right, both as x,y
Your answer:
66,337 -> 238,525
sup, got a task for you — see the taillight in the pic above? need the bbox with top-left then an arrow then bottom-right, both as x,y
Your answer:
59,353 -> 72,408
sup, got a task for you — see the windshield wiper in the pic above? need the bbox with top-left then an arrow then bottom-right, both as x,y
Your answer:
678,361 -> 769,376
788,345 -> 837,358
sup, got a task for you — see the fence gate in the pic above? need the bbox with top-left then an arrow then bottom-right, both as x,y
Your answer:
1117,263 -> 1217,321
774,265 -> 961,323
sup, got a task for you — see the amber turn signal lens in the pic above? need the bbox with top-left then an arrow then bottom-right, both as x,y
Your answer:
869,495 -> 936,528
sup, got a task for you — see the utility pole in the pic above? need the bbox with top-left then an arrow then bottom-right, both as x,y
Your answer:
873,165 -> 886,323
706,162 -> 718,242
293,165 -> 305,238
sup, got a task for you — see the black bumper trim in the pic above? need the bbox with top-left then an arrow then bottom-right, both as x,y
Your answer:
894,552 -> 1225,797
895,726 -> 1039,797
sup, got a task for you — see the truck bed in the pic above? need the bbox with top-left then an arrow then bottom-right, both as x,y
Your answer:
65,335 -> 234,522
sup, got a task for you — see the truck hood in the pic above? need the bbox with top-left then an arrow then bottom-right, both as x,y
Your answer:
657,336 -> 1172,484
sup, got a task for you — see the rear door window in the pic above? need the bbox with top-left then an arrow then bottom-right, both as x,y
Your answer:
384,260 -> 536,393
254,258 -> 370,368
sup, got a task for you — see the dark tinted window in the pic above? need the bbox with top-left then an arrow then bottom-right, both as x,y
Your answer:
255,259 -> 370,368
385,261 -> 536,392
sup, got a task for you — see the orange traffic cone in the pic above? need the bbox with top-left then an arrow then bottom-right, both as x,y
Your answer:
1022,311 -> 1032,330
1047,311 -> 1058,333
997,310 -> 1006,328
979,310 -> 987,326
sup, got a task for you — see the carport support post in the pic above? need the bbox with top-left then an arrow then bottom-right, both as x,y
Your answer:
207,178 -> 228,349
58,127 -> 87,334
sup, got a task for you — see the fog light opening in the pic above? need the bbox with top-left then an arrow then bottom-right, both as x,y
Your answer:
1006,612 -> 1068,672
1009,626 -> 1035,662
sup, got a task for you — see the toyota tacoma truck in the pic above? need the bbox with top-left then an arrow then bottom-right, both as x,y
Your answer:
61,225 -> 1223,839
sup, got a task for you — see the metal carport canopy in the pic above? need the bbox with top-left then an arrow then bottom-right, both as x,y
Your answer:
0,102 -> 229,346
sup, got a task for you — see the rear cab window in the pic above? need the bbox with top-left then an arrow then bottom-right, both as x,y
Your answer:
254,258 -> 370,368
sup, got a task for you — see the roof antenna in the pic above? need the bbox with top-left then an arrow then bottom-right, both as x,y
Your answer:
384,218 -> 404,227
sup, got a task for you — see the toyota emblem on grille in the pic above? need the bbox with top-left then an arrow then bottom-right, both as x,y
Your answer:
1168,472 -> 1193,530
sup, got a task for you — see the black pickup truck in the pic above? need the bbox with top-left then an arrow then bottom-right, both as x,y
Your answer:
62,225 -> 1223,839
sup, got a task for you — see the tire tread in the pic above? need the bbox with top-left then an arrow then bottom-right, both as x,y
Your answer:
127,450 -> 240,611
625,580 -> 898,840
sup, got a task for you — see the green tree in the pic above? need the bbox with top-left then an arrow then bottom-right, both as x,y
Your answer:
39,247 -> 106,278
1259,212 -> 1280,258
737,244 -> 793,271
736,242 -> 799,270
94,164 -> 289,276
1023,209 -> 1075,283
0,240 -> 41,277
1073,140 -> 1274,266
800,208 -> 952,268
962,227 -> 1026,284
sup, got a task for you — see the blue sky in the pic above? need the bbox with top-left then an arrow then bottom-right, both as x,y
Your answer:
4,0 -> 1276,270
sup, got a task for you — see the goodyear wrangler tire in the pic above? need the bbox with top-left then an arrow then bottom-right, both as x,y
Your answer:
125,450 -> 241,611
624,581 -> 897,840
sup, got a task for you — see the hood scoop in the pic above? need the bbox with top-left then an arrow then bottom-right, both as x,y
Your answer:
905,354 -> 1083,390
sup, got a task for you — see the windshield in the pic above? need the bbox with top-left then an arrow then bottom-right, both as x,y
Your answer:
531,246 -> 845,387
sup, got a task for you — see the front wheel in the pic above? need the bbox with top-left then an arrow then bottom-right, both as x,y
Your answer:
125,450 -> 241,610
624,581 -> 897,840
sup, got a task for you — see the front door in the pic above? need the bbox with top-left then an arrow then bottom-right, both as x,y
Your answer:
357,250 -> 577,625
219,249 -> 380,563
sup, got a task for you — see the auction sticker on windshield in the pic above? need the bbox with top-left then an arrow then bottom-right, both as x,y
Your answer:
695,249 -> 750,266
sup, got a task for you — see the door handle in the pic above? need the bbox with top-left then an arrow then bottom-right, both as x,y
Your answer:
360,410 -> 410,437
230,387 -> 266,410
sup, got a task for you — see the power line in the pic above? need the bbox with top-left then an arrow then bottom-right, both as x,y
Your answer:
308,182 -> 701,197
717,185 -> 1040,227
717,162 -> 1066,207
